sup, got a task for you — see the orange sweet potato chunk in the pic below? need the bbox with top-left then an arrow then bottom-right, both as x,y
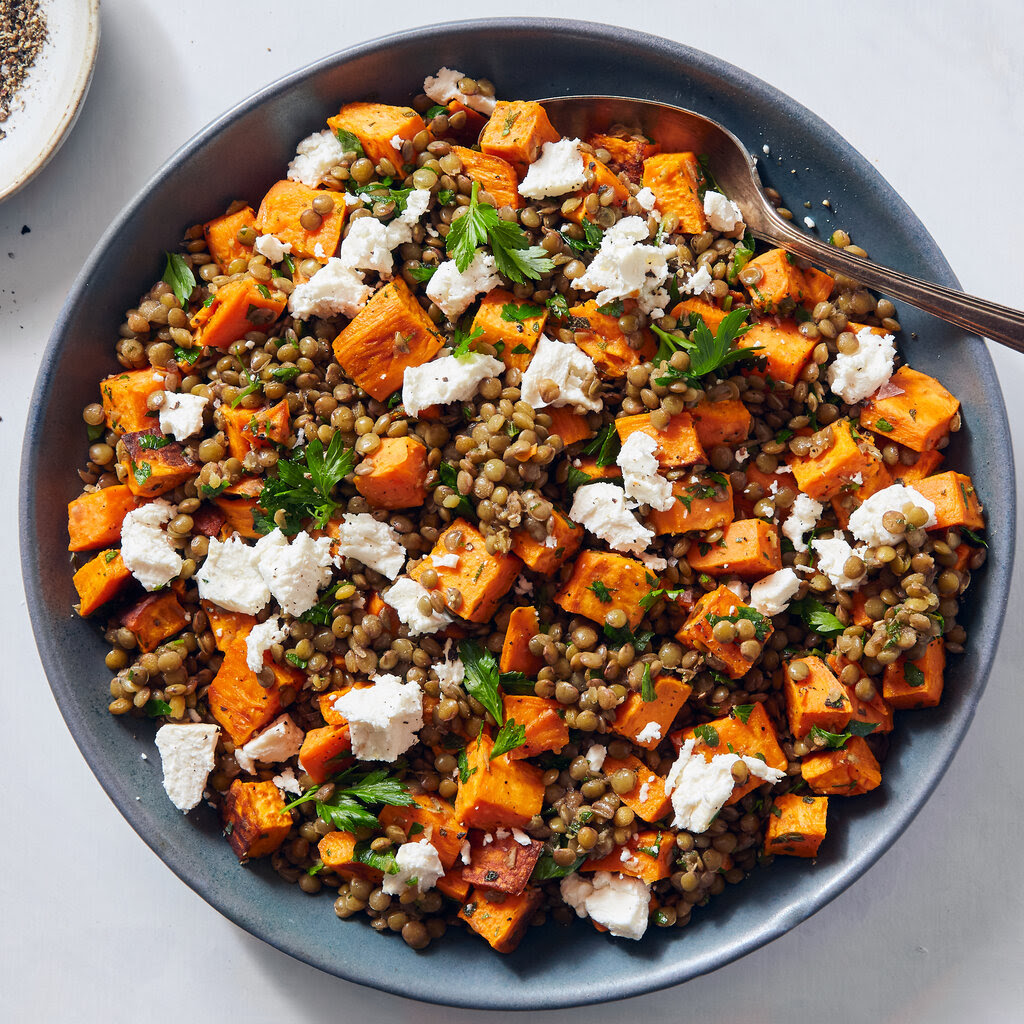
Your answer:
503,695 -> 569,759
472,287 -> 547,372
641,152 -> 706,233
650,473 -> 734,535
459,885 -> 543,954
354,436 -> 428,509
190,276 -> 288,349
378,793 -> 467,870
221,400 -> 291,461
830,456 -> 892,530
222,780 -> 292,860
614,411 -> 706,468
452,146 -> 521,209
479,100 -> 560,176
454,732 -> 544,830
744,248 -> 810,313
783,656 -> 852,738
676,585 -> 775,680
318,830 -> 382,882
913,472 -> 984,531
554,549 -> 649,628
764,794 -> 828,857
691,399 -> 752,449
564,154 -> 630,224
802,268 -> 834,307
859,365 -> 959,452
73,550 -> 133,617
882,638 -> 945,709
586,132 -> 660,182
332,277 -> 445,401
546,407 -> 594,446
601,754 -> 672,823
511,506 -> 582,575
499,607 -> 543,676
68,485 -> 140,551
801,735 -> 881,795
568,300 -> 654,377
203,206 -> 255,269
213,496 -> 261,540
584,828 -> 674,883
737,318 -> 818,386
328,102 -> 425,167
101,368 -> 168,434
686,518 -> 781,579
612,675 -> 692,749
208,636 -> 283,746
461,832 -> 545,894
787,420 -> 880,501
298,724 -> 353,784
121,591 -> 190,653
670,296 -> 729,332
119,431 -> 200,498
254,179 -> 346,260
890,449 -> 944,486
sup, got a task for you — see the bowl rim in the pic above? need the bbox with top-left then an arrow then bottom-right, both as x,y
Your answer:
20,16 -> 1016,1009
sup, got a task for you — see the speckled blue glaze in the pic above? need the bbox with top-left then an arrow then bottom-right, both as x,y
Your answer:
20,18 -> 1015,1010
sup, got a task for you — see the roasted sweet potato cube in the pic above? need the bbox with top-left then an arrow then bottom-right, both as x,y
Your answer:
298,724 -> 353,784
222,780 -> 292,860
328,102 -> 425,167
409,518 -> 521,622
546,407 -> 595,446
446,99 -> 488,142
332,278 -> 445,401
691,399 -> 752,449
676,585 -> 775,680
601,754 -> 672,822
612,675 -> 692,750
641,152 -> 706,233
190,276 -> 288,349
571,454 -> 620,482
587,132 -> 660,182
686,519 -> 781,579
564,154 -> 630,224
502,695 -> 568,759
890,448 -> 944,486
913,472 -> 984,531
737,318 -> 819,386
499,607 -> 543,677
233,399 -> 290,454
614,411 -> 705,468
436,870 -> 471,903
511,506 -> 582,575
208,637 -> 282,746
830,456 -> 892,529
317,830 -> 382,882
121,591 -> 190,653
213,496 -> 261,539
68,485 -> 140,551
787,420 -> 879,501
859,365 -> 959,452
801,268 -> 834,307
459,885 -> 543,954
101,368 -> 168,433
353,436 -> 428,509
671,296 -> 729,332
650,473 -> 734,535
882,638 -> 945,709
744,248 -> 810,313
783,656 -> 852,738
554,549 -> 649,628
454,732 -> 544,830
203,205 -> 256,269
568,300 -> 654,377
119,431 -> 200,499
764,794 -> 828,857
201,600 -> 257,652
471,287 -> 546,373
801,735 -> 881,795
73,550 -> 133,617
451,146 -> 521,209
378,793 -> 467,870
827,652 -> 894,734
254,179 -> 346,260
583,828 -> 673,883
479,100 -> 560,176
461,831 -> 545,894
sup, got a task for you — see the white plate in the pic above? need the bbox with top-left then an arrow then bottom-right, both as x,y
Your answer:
0,0 -> 100,202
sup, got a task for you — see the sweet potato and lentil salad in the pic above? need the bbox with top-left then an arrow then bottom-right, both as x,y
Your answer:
68,69 -> 987,951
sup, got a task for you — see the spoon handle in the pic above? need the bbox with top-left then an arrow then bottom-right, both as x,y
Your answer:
753,216 -> 1024,354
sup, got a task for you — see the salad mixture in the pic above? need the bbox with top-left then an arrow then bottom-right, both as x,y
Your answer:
67,69 -> 986,953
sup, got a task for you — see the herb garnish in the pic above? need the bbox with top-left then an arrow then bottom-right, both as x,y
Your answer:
162,252 -> 196,308
459,640 -> 505,725
281,765 -> 415,832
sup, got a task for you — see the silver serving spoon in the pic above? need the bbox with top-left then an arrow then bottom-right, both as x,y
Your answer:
541,96 -> 1024,353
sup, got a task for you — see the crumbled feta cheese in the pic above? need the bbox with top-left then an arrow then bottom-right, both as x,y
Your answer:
827,328 -> 897,404
518,138 -> 587,199
572,216 -> 677,315
848,484 -> 936,547
703,191 -> 745,236
664,738 -> 786,832
511,828 -> 532,846
235,714 -> 304,773
617,431 -> 674,511
782,492 -> 823,553
197,533 -> 268,613
382,577 -> 453,635
402,351 -> 504,417
811,534 -> 866,591
560,871 -> 651,940
849,472 -> 864,486
121,500 -> 183,591
586,744 -> 607,771
336,216 -> 413,278
287,129 -> 346,188
382,839 -> 445,895
723,579 -> 749,604
734,446 -> 749,464
426,252 -> 502,320
158,391 -> 208,441
635,186 -> 657,211
333,672 -> 423,763
803,216 -> 816,229
389,133 -> 404,150
749,568 -> 801,617
256,529 -> 333,616
343,192 -> 362,207
423,67 -> 496,115
155,724 -> 220,812
272,766 -> 303,796
431,552 -> 460,569
332,513 -> 406,579
635,722 -> 662,745
520,334 -> 603,412
314,242 -> 327,259
254,233 -> 292,264
288,258 -> 372,320
682,264 -> 713,295
638,781 -> 651,803
433,656 -> 465,688
638,552 -> 669,572
460,840 -> 472,865
400,188 -> 431,225
245,616 -> 286,673
569,482 -> 653,555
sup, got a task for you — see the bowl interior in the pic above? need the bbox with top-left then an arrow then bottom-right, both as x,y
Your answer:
20,18 -> 1015,1010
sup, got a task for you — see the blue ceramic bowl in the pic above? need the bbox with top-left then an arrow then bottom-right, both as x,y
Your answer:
20,18 -> 1015,1009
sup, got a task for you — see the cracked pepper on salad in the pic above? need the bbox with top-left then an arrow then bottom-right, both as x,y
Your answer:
68,67 -> 987,952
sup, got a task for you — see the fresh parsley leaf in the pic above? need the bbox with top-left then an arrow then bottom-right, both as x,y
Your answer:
847,719 -> 879,737
459,640 -> 504,725
334,128 -> 364,158
560,217 -> 603,254
566,465 -> 593,492
904,664 -> 926,688
435,461 -> 475,518
86,422 -> 105,442
199,480 -> 229,498
452,325 -> 484,358
603,623 -> 655,652
138,434 -> 171,450
280,765 -> 415,833
587,580 -> 615,603
436,189 -> 456,206
640,663 -> 655,702
809,725 -> 851,749
639,584 -> 688,611
693,723 -> 720,747
961,527 -> 987,548
655,308 -> 759,385
285,650 -> 308,669
730,704 -> 754,724
582,423 -> 621,468
298,582 -> 344,626
728,233 -> 756,283
874,417 -> 894,432
407,264 -> 438,283
546,294 -> 570,319
272,366 -> 301,382
144,698 -> 173,718
306,862 -> 325,876
162,252 -> 196,308
256,282 -> 271,299
500,301 -> 544,322
491,718 -> 527,759
281,252 -> 295,275
457,747 -> 477,783
789,597 -> 845,637
531,853 -> 584,881
596,299 -> 624,316
651,323 -> 694,366
349,180 -> 414,214
425,103 -> 448,119
706,605 -> 772,642
173,345 -> 202,366
353,840 -> 401,875
498,671 -> 536,696
132,461 -> 152,486
511,343 -> 531,355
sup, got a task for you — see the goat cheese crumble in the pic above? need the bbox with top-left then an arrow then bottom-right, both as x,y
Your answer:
519,334 -> 603,412
288,259 -> 372,320
749,567 -> 801,617
703,190 -> 745,236
402,352 -> 505,417
518,138 -> 587,199
383,839 -> 446,895
287,130 -> 346,188
782,492 -> 823,553
158,392 -> 208,441
827,328 -> 897,404
423,67 -> 495,115
811,534 -> 866,591
235,714 -> 304,774
569,481 -> 653,555
121,500 -> 183,591
333,673 -> 423,762
245,616 -> 287,673
426,252 -> 503,320
254,233 -> 292,264
155,724 -> 220,812
848,484 -> 936,547
617,431 -> 674,511
560,871 -> 651,940
382,577 -> 453,635
332,512 -> 407,579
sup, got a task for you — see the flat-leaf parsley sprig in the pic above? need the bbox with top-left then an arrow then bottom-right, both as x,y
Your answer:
281,766 -> 416,832
653,307 -> 759,382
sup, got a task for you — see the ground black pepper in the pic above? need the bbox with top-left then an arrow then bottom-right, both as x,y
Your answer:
0,0 -> 49,139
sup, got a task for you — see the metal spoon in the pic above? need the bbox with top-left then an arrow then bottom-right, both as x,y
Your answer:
541,96 -> 1024,353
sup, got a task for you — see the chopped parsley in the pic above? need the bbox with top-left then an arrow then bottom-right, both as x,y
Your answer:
706,605 -> 771,642
587,580 -> 616,603
459,640 -> 504,725
162,252 -> 195,308
490,718 -> 527,759
500,301 -> 544,322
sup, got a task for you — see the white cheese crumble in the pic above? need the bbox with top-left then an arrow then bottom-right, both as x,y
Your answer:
288,258 -> 372,320
703,190 -> 745,236
848,484 -> 937,547
433,656 -> 465,688
511,828 -> 532,847
782,492 -> 823,553
256,529 -> 334,617
803,216 -> 816,229
333,673 -> 423,762
337,217 -> 406,278
254,233 -> 292,264
287,130 -> 346,188
235,714 -> 304,774
518,138 -> 587,199
635,722 -> 662,745
332,513 -> 407,579
423,67 -> 496,115
682,264 -> 713,296
749,568 -> 801,617
639,552 -> 669,572
197,534 -> 269,614
382,577 -> 453,635
272,766 -> 303,796
402,352 -> 504,417
572,216 -> 677,315
382,839 -> 445,895
431,552 -> 460,569
154,724 -> 220,812
811,535 -> 866,591
586,744 -> 607,772
664,738 -> 786,833
635,186 -> 657,211
400,188 -> 432,225
569,481 -> 653,555
425,252 -> 502,320
616,431 -> 674,511
245,616 -> 287,673
460,839 -> 472,865
158,392 -> 208,441
520,334 -> 603,412
560,871 -> 651,941
121,500 -> 183,591
827,328 -> 897,404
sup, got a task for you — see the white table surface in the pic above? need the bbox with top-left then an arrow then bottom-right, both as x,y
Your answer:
3,1 -> 1023,1020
